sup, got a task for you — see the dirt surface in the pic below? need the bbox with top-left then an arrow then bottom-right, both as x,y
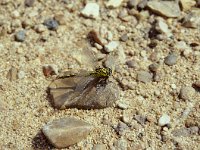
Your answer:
0,0 -> 200,149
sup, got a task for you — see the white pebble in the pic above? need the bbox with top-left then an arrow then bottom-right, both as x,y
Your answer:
18,70 -> 25,79
81,3 -> 100,19
158,114 -> 170,126
104,41 -> 119,52
106,0 -> 123,8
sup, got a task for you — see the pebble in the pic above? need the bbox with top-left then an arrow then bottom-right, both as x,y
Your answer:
43,18 -> 59,30
172,126 -> 199,137
179,0 -> 196,11
113,138 -> 128,150
127,0 -> 140,8
104,41 -> 119,53
17,70 -> 25,79
137,71 -> 153,83
182,9 -> 200,28
149,63 -> 159,72
35,24 -> 46,33
81,3 -> 100,19
179,86 -> 195,101
54,14 -> 68,25
193,81 -> 200,88
116,100 -> 129,109
158,114 -> 170,126
11,10 -> 20,18
134,115 -> 147,125
24,0 -> 35,7
138,0 -> 148,9
6,67 -> 18,81
15,30 -> 26,42
42,117 -> 93,148
120,34 -> 128,42
114,122 -> 129,135
92,144 -> 106,150
42,64 -> 58,77
164,53 -> 177,66
122,112 -> 132,124
155,18 -> 172,37
147,1 -> 180,18
106,0 -> 123,8
126,60 -> 138,69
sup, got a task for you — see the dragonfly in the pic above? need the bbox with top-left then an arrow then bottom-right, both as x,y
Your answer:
48,49 -> 119,109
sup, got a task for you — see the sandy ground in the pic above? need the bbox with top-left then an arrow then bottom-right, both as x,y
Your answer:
0,0 -> 200,150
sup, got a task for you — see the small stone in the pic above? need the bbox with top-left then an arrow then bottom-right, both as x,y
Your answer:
35,24 -> 46,33
126,60 -> 138,68
164,53 -> 177,66
147,1 -> 181,18
15,30 -> 26,42
149,63 -> 159,72
138,0 -> 148,9
92,144 -> 106,150
54,14 -> 68,25
179,0 -> 196,11
81,3 -> 100,19
116,100 -> 129,109
104,41 -> 119,53
127,0 -> 141,8
137,71 -> 153,83
122,113 -> 132,124
193,81 -> 200,88
114,138 -> 128,150
182,9 -> 200,28
7,67 -> 18,81
24,0 -> 35,7
158,114 -> 170,126
106,0 -> 123,8
120,34 -> 128,42
17,70 -> 25,79
114,122 -> 129,135
12,10 -> 20,18
171,84 -> 177,90
155,18 -> 172,37
134,115 -> 147,125
43,64 -> 58,77
179,86 -> 195,101
43,18 -> 59,30
42,117 -> 93,148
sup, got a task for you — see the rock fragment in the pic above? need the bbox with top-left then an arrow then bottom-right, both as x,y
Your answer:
179,0 -> 196,11
104,41 -> 119,53
158,114 -> 170,126
24,0 -> 35,7
164,53 -> 177,66
179,86 -> 195,101
15,30 -> 26,42
155,18 -> 172,38
137,71 -> 153,83
106,0 -> 123,8
182,9 -> 200,28
120,34 -> 128,42
147,1 -> 180,18
81,3 -> 100,19
42,117 -> 93,148
43,18 -> 59,30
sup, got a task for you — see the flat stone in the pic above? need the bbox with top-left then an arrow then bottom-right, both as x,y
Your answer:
137,71 -> 153,83
182,9 -> 200,28
164,53 -> 178,66
179,86 -> 195,101
155,18 -> 172,37
42,117 -> 93,148
81,3 -> 100,19
104,41 -> 119,53
180,0 -> 196,11
158,114 -> 170,126
134,115 -> 147,125
43,18 -> 59,30
49,75 -> 120,109
15,30 -> 26,42
106,0 -> 123,8
116,100 -> 129,109
147,1 -> 180,18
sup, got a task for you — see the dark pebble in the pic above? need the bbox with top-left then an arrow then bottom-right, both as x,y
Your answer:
149,63 -> 159,72
43,18 -> 59,30
126,60 -> 138,68
120,34 -> 128,42
127,0 -> 139,8
15,30 -> 26,42
164,53 -> 177,66
24,0 -> 35,7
